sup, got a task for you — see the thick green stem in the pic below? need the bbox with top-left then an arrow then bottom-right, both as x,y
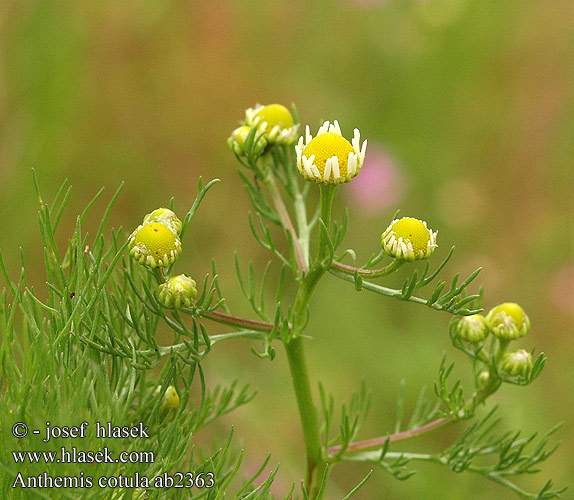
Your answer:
284,337 -> 324,495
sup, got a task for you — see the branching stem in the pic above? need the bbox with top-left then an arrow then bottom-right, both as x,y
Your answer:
330,375 -> 501,456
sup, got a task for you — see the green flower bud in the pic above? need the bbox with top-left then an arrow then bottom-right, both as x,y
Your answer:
451,314 -> 489,343
381,217 -> 438,262
501,349 -> 533,377
245,103 -> 299,145
158,385 -> 179,420
143,208 -> 182,236
486,302 -> 530,340
227,125 -> 267,156
128,222 -> 182,268
158,274 -> 197,309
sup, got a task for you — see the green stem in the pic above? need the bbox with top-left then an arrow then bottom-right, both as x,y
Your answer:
316,184 -> 337,264
330,258 -> 403,278
284,337 -> 323,495
203,310 -> 276,332
152,267 -> 167,284
283,183 -> 338,498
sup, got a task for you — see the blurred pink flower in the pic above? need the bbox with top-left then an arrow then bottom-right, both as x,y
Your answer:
549,264 -> 574,317
345,144 -> 404,214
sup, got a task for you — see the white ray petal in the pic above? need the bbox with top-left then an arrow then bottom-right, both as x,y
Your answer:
332,156 -> 340,181
311,164 -> 321,180
324,158 -> 332,181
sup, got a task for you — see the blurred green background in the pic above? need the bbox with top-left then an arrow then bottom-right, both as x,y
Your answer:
1,0 -> 573,498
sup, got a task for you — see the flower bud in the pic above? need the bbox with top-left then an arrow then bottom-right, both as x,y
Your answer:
159,385 -> 180,420
143,208 -> 183,236
477,370 -> 490,389
128,222 -> 182,268
227,125 -> 267,156
486,302 -> 530,340
158,274 -> 197,309
451,314 -> 489,343
501,349 -> 533,377
381,217 -> 437,261
245,103 -> 299,145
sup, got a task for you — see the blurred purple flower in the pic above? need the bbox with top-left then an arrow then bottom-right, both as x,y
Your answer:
345,144 -> 404,214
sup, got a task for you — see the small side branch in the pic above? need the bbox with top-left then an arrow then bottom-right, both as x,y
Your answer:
329,416 -> 451,455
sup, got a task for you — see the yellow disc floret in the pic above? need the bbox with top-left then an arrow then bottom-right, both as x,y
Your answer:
296,120 -> 367,184
381,217 -> 437,261
128,222 -> 181,268
302,133 -> 355,182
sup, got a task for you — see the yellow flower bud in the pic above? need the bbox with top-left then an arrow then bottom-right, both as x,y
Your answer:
227,125 -> 267,156
159,385 -> 179,420
245,103 -> 299,145
486,303 -> 530,340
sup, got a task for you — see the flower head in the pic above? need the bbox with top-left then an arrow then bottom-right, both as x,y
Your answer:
451,314 -> 489,343
381,217 -> 437,261
158,274 -> 197,309
501,349 -> 533,377
227,125 -> 267,156
486,302 -> 530,340
245,104 -> 299,145
128,222 -> 181,268
143,208 -> 183,236
296,120 -> 367,184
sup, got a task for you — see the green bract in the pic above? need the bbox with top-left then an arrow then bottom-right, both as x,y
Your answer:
502,349 -> 533,377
